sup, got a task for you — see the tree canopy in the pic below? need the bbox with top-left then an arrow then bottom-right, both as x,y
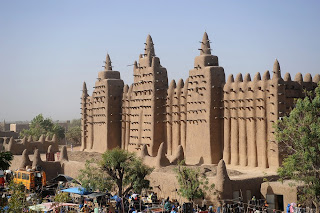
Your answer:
78,148 -> 153,197
0,151 -> 13,170
78,159 -> 112,192
20,114 -> 65,141
174,161 -> 214,202
65,119 -> 81,145
276,84 -> 320,209
6,182 -> 27,212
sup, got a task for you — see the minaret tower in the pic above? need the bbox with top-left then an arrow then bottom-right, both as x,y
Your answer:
185,32 -> 225,164
127,35 -> 168,156
80,82 -> 88,151
90,54 -> 124,152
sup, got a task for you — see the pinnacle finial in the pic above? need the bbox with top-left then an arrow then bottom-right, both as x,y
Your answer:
273,59 -> 281,78
144,34 -> 155,57
83,82 -> 87,91
104,54 -> 112,71
200,32 -> 211,55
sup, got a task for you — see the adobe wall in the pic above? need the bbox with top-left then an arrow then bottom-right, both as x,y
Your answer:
9,146 -> 69,180
260,180 -> 304,211
222,62 -> 319,169
3,134 -> 59,155
81,32 -> 320,170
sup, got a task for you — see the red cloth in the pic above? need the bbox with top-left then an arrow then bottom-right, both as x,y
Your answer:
0,177 -> 5,186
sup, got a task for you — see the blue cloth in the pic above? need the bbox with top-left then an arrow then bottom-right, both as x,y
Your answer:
287,204 -> 291,213
217,206 -> 221,213
111,195 -> 120,200
61,187 -> 90,195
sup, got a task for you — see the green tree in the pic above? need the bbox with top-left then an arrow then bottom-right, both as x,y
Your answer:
54,192 -> 71,203
78,148 -> 153,197
65,119 -> 81,145
78,159 -> 112,192
174,161 -> 215,203
53,192 -> 71,212
20,114 -> 65,141
0,151 -> 13,170
276,84 -> 320,211
7,182 -> 27,212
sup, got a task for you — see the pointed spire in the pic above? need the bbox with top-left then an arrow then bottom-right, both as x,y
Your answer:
169,79 -> 177,89
235,73 -> 243,82
47,145 -> 54,154
200,32 -> 211,55
82,82 -> 88,98
272,59 -> 281,79
38,134 -> 45,143
104,54 -> 112,71
51,134 -> 57,143
313,74 -> 320,83
263,70 -> 270,80
244,73 -> 251,82
294,72 -> 303,83
20,149 -> 32,169
144,34 -> 155,57
32,149 -> 43,169
177,79 -> 184,88
60,146 -> 69,161
227,74 -> 234,83
82,82 -> 87,92
304,73 -> 312,82
7,137 -> 14,151
284,73 -> 291,81
254,72 -> 261,81
21,136 -> 27,145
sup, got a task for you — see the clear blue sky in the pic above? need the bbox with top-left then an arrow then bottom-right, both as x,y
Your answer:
1,0 -> 319,121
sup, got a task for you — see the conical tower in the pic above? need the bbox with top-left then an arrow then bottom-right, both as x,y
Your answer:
200,32 -> 211,55
104,54 -> 112,71
89,53 -> 124,152
186,32 -> 225,164
126,34 -> 168,156
144,35 -> 155,57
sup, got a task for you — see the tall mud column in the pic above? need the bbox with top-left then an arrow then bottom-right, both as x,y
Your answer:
87,96 -> 94,150
238,74 -> 248,166
180,78 -> 188,151
185,32 -> 225,164
256,71 -> 268,168
223,75 -> 233,164
267,60 -> 282,168
230,75 -> 239,165
125,85 -> 133,150
121,85 -> 129,149
80,82 -> 88,151
247,73 -> 260,167
172,79 -> 184,154
166,80 -> 176,155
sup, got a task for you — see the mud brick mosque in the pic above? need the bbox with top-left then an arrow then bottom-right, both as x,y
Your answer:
80,32 -> 320,169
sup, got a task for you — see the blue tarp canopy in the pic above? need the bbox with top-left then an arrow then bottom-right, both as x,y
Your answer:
61,187 -> 90,195
111,195 -> 119,200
